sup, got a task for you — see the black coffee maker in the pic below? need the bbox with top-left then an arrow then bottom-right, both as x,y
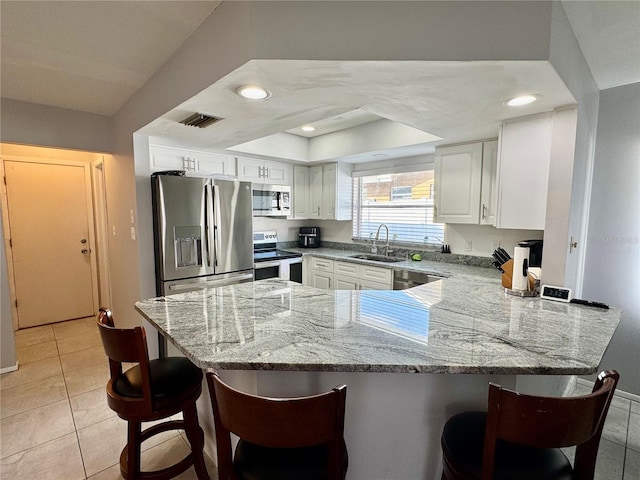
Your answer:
298,227 -> 320,248
518,239 -> 543,267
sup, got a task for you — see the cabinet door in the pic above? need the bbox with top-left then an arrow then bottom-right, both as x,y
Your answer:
310,257 -> 333,272
321,165 -> 337,219
236,157 -> 264,182
358,278 -> 392,290
150,145 -> 190,172
263,160 -> 290,185
292,165 -> 309,219
334,275 -> 358,290
495,113 -> 552,230
334,261 -> 359,277
360,265 -> 392,287
194,151 -> 234,176
311,271 -> 333,289
434,142 -> 483,224
308,165 -> 323,219
480,140 -> 498,226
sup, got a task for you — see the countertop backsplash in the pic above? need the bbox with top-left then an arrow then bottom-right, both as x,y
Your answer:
278,240 -> 495,268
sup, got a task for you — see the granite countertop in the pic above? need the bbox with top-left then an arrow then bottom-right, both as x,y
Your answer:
280,246 -> 500,280
135,250 -> 621,375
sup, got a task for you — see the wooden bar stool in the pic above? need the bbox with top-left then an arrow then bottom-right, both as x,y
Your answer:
96,308 -> 210,480
440,369 -> 619,480
206,371 -> 348,480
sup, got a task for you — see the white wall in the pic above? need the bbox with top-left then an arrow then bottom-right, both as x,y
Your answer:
0,98 -> 112,153
548,2 -> 601,295
583,83 -> 640,395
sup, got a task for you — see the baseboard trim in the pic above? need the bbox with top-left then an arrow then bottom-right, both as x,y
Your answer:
0,362 -> 19,375
577,377 -> 640,403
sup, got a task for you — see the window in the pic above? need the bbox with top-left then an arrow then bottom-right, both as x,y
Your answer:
352,170 -> 444,246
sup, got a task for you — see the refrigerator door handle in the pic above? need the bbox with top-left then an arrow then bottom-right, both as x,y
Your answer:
204,182 -> 215,268
213,184 -> 222,268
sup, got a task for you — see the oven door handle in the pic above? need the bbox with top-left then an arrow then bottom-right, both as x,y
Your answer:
254,260 -> 284,269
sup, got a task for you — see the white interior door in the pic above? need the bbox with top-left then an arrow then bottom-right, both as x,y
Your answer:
4,159 -> 97,327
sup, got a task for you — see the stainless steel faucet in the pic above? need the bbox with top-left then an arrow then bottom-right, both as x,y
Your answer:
372,224 -> 393,256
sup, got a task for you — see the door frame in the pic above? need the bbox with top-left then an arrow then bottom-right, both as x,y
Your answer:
0,155 -> 100,329
91,158 -> 112,308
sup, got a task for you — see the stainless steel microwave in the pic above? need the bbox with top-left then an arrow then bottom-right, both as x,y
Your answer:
252,184 -> 291,217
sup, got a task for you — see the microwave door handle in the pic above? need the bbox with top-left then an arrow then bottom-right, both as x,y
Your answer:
276,191 -> 282,211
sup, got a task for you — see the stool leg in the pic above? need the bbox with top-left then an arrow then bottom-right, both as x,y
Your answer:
124,420 -> 142,480
183,402 -> 210,480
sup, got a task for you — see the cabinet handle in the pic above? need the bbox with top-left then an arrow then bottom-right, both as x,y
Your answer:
482,204 -> 487,220
434,205 -> 438,218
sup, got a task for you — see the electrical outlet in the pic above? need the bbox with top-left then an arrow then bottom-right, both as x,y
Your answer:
491,240 -> 501,251
464,240 -> 472,251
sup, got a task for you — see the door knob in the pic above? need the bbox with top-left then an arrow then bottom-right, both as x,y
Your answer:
81,248 -> 90,254
80,238 -> 87,244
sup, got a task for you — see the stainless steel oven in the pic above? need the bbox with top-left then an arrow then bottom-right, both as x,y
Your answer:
253,231 -> 303,283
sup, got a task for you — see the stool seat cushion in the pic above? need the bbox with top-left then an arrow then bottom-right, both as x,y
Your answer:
441,411 -> 573,480
234,439 -> 348,480
114,357 -> 202,400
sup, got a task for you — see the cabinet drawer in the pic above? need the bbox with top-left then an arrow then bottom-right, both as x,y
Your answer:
335,261 -> 359,277
311,257 -> 333,272
361,265 -> 392,284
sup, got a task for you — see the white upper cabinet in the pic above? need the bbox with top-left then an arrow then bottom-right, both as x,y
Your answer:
479,140 -> 498,226
434,142 -> 483,224
308,163 -> 352,220
236,157 -> 291,185
149,145 -> 234,176
495,113 -> 552,230
292,165 -> 310,219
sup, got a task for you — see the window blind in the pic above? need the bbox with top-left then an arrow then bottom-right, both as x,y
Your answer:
352,170 -> 444,246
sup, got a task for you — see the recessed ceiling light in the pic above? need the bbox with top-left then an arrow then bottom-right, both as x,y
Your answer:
236,85 -> 271,100
301,125 -> 315,132
506,95 -> 537,107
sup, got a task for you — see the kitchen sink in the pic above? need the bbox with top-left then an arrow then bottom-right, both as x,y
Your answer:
392,269 -> 445,290
349,254 -> 405,263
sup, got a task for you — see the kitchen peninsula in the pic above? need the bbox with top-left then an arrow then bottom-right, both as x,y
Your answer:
135,261 -> 620,480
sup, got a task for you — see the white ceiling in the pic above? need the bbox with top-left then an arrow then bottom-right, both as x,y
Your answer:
144,59 -> 575,162
1,1 -> 638,161
0,1 -> 221,116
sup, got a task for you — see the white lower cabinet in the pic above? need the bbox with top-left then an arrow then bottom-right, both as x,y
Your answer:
309,259 -> 392,291
307,257 -> 334,289
335,261 -> 392,290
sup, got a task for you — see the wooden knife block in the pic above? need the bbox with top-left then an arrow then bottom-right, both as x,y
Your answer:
501,259 -> 535,290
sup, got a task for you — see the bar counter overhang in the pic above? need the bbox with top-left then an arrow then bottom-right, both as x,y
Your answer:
135,273 -> 621,480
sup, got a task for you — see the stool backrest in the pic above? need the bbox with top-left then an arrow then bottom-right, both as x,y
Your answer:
481,369 -> 619,480
96,307 -> 153,414
206,371 -> 347,480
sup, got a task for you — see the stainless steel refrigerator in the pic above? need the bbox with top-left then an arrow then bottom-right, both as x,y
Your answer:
151,173 -> 254,296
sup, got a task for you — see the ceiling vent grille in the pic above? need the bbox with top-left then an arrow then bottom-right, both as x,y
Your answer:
179,113 -> 222,128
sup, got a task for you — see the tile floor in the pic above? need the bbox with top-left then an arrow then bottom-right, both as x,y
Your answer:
0,317 -> 217,479
1,317 -> 639,479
